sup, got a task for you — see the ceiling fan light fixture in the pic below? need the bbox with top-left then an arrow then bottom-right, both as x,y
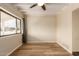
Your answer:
38,3 -> 44,6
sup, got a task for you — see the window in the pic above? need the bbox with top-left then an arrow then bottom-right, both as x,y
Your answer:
17,19 -> 21,33
21,20 -> 23,34
0,10 -> 21,36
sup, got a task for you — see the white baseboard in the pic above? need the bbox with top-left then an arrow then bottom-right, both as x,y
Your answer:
27,41 -> 56,43
6,43 -> 22,56
57,41 -> 72,54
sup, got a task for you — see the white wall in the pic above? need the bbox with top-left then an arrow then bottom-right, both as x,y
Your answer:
57,4 -> 79,53
57,7 -> 72,53
0,4 -> 23,55
26,15 -> 57,43
0,34 -> 22,56
72,8 -> 79,52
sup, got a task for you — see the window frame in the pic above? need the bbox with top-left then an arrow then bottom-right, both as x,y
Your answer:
16,19 -> 21,34
0,9 -> 21,37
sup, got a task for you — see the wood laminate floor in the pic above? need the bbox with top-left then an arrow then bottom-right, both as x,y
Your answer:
11,43 -> 71,56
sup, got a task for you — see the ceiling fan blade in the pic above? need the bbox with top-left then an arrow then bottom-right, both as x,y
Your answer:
30,3 -> 37,8
41,5 -> 46,11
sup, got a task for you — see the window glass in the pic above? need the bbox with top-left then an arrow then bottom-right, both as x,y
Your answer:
17,19 -> 21,33
1,12 -> 16,36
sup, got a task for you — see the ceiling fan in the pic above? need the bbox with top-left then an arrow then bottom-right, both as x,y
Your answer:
30,3 -> 46,11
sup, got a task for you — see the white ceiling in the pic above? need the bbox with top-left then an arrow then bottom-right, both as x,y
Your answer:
13,3 -> 68,16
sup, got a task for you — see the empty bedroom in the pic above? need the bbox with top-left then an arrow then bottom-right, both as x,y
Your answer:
0,3 -> 79,56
